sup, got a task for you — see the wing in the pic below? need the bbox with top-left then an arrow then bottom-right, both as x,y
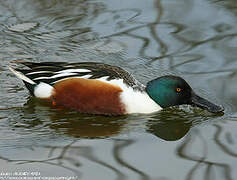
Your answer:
11,61 -> 144,91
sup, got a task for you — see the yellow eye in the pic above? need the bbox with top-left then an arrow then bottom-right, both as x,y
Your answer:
176,88 -> 182,92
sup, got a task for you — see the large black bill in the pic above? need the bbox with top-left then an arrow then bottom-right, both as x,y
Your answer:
190,93 -> 224,113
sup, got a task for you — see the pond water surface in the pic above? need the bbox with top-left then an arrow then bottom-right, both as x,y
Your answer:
1,0 -> 237,180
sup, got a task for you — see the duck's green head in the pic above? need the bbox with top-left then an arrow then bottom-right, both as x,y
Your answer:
146,75 -> 224,113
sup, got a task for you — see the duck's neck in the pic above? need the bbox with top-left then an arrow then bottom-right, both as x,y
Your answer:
145,81 -> 169,108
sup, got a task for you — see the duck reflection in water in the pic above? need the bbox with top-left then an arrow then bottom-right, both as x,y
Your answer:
21,98 -> 127,138
17,98 -> 220,141
147,109 -> 193,141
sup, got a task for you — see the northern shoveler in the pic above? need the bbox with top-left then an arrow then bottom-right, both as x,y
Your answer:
9,61 -> 224,115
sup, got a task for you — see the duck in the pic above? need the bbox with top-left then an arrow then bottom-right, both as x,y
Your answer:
9,60 -> 224,115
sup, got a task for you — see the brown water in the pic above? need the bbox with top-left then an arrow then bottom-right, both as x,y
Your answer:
0,0 -> 237,179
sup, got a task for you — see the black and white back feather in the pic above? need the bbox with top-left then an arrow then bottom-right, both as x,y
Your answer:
9,61 -> 145,92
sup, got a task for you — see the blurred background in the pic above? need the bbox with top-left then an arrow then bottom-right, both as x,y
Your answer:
0,0 -> 237,179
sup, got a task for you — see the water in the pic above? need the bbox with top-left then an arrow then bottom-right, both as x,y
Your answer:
0,0 -> 237,179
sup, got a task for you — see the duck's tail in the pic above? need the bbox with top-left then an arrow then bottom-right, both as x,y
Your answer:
9,66 -> 36,95
9,66 -> 36,85
9,64 -> 55,99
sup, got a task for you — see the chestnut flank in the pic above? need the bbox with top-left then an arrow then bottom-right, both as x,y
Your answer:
52,78 -> 126,115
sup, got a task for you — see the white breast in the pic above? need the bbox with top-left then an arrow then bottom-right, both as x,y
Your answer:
120,87 -> 162,114
97,77 -> 162,114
